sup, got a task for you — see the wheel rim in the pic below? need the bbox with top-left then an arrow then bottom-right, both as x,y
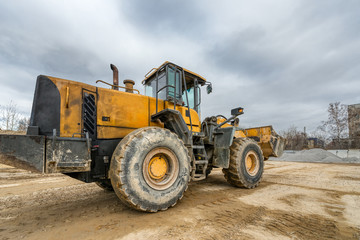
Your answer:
245,150 -> 260,176
143,147 -> 179,190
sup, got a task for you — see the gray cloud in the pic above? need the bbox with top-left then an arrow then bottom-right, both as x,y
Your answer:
208,27 -> 289,78
0,0 -> 359,133
119,0 -> 208,37
201,0 -> 360,131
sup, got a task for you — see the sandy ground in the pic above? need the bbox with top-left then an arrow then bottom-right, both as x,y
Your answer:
0,161 -> 359,240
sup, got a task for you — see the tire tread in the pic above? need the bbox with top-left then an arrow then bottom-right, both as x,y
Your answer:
223,138 -> 264,189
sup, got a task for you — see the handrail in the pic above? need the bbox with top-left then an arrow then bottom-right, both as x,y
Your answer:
182,68 -> 192,132
155,64 -> 181,111
157,84 -> 175,92
96,80 -> 140,94
144,67 -> 158,78
195,79 -> 201,111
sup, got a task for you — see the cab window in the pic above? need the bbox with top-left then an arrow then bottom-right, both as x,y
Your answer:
144,67 -> 181,102
182,84 -> 200,114
167,67 -> 181,100
182,87 -> 195,109
144,67 -> 201,114
144,71 -> 166,100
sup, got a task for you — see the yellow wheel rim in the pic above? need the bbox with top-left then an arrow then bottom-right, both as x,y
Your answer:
148,155 -> 168,180
143,147 -> 179,190
245,150 -> 259,176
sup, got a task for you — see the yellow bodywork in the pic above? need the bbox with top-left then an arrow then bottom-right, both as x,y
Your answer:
47,76 -> 201,139
46,72 -> 282,160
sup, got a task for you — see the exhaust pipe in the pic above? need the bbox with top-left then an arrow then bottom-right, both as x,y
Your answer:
110,64 -> 119,90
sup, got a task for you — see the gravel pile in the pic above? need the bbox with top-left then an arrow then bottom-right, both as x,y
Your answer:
270,148 -> 360,163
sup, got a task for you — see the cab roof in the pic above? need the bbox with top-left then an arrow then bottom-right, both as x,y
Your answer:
142,61 -> 206,85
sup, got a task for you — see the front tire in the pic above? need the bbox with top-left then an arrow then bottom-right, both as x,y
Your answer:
109,127 -> 190,212
223,138 -> 264,188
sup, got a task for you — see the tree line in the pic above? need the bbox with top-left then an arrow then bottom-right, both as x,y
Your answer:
281,102 -> 352,150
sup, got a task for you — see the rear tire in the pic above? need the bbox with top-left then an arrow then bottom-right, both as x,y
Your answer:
223,138 -> 264,188
109,127 -> 190,212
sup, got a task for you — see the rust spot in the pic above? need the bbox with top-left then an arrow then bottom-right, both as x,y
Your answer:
64,109 -> 71,118
71,98 -> 81,106
63,124 -> 70,131
46,162 -> 57,173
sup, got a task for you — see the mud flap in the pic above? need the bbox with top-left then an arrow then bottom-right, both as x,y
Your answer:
213,127 -> 235,168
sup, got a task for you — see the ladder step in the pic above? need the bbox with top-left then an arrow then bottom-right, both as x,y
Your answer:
194,160 -> 208,165
193,174 -> 206,181
192,145 -> 205,149
193,132 -> 205,137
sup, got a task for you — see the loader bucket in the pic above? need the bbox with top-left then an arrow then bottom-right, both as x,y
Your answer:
243,126 -> 285,160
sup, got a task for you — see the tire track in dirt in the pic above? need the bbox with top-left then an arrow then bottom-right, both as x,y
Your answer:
0,163 -> 360,239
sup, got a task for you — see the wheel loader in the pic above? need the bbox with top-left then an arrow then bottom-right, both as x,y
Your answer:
0,62 -> 284,212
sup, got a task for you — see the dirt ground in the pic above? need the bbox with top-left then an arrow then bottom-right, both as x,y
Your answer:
0,161 -> 359,240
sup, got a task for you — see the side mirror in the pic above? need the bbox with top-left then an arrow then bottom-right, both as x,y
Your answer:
206,83 -> 212,94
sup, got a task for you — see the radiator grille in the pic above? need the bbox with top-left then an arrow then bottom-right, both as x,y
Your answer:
83,92 -> 96,137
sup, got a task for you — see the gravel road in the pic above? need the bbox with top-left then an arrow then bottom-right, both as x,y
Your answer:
0,160 -> 359,240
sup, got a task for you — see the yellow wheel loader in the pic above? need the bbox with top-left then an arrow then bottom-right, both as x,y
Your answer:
0,62 -> 284,212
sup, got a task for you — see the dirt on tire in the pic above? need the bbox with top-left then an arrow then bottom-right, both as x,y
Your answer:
109,127 -> 190,212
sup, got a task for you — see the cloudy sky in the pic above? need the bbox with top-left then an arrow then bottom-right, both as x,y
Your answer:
1,0 -> 359,133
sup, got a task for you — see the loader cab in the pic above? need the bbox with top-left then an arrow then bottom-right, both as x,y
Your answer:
143,62 -> 207,114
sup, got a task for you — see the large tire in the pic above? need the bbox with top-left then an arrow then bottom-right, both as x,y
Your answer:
223,138 -> 264,188
109,127 -> 190,212
95,180 -> 114,191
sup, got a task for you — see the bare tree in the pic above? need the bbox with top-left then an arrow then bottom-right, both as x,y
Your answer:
280,125 -> 307,150
1,100 -> 19,131
309,126 -> 328,143
17,117 -> 30,131
322,102 -> 348,147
